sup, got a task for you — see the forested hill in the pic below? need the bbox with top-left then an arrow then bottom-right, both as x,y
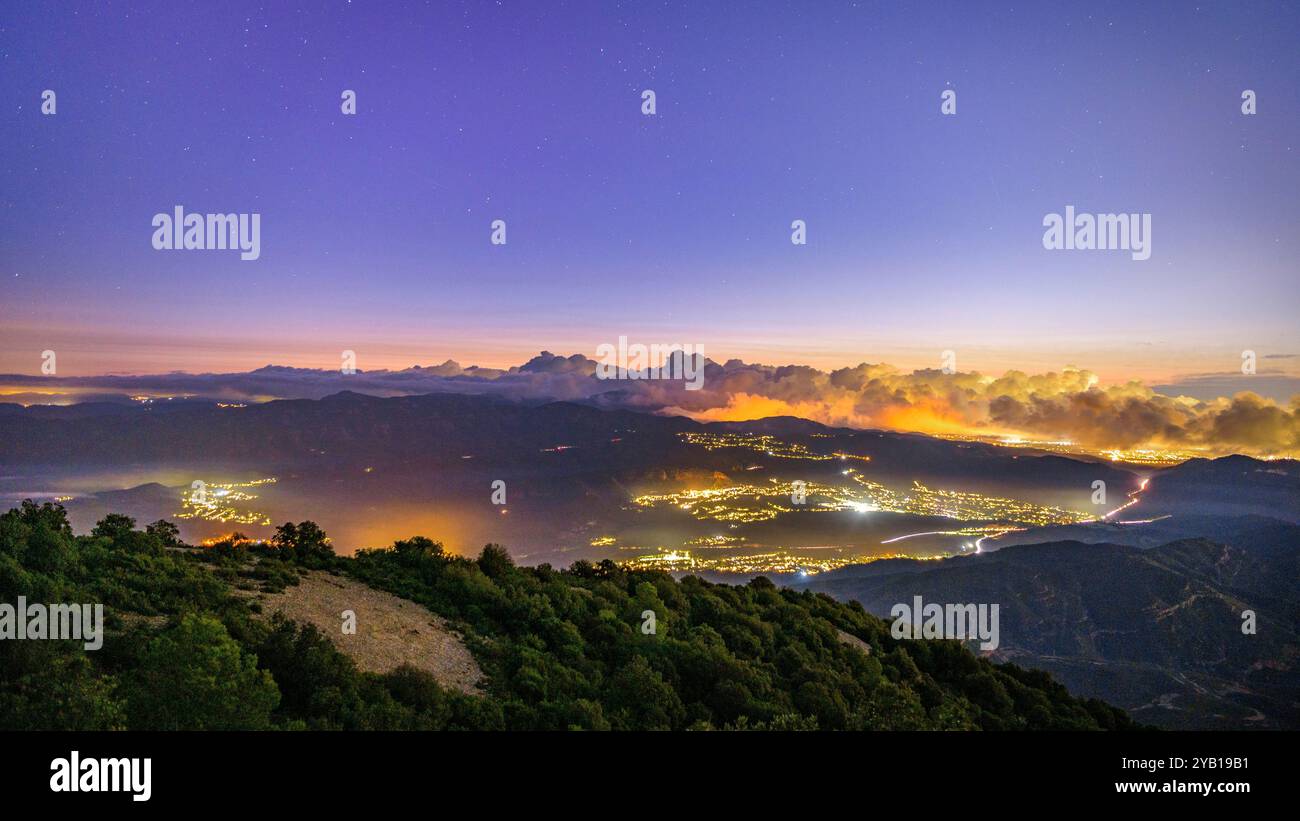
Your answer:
0,501 -> 1137,731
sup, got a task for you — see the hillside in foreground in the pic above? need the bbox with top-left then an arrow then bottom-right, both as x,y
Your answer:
0,501 -> 1136,731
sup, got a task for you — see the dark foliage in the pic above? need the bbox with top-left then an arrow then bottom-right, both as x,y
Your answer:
0,502 -> 1138,731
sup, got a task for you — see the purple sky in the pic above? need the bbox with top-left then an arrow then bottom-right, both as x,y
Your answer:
1,0 -> 1298,386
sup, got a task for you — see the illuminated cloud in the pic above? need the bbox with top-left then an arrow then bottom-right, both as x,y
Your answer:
2,354 -> 1296,457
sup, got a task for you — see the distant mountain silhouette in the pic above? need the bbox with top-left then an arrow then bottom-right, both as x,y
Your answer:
0,392 -> 1136,495
1130,455 -> 1300,522
0,392 -> 692,466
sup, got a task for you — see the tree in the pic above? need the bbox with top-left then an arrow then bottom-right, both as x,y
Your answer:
91,513 -> 136,541
0,501 -> 75,572
127,614 -> 280,729
388,536 -> 444,568
0,652 -> 126,730
252,616 -> 358,726
477,544 -> 515,579
604,655 -> 685,730
19,515 -> 75,575
10,500 -> 74,536
271,521 -> 334,565
145,519 -> 183,547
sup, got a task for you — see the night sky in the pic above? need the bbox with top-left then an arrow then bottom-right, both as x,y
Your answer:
2,1 -> 1297,383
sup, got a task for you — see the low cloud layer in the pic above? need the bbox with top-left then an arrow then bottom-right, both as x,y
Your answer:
4,352 -> 1297,457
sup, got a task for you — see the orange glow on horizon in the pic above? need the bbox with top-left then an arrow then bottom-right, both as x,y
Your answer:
669,391 -> 1012,439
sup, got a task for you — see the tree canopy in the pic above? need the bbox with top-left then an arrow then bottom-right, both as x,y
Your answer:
0,502 -> 1138,732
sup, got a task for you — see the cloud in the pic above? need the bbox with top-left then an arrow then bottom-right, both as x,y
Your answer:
3,354 -> 1297,456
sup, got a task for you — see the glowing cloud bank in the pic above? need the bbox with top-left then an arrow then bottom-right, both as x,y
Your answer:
3,353 -> 1297,457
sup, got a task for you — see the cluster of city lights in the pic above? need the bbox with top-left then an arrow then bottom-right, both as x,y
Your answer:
620,548 -> 947,576
678,431 -> 871,462
933,432 -> 1200,466
174,478 -> 277,526
632,472 -> 1094,529
845,473 -> 1095,526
